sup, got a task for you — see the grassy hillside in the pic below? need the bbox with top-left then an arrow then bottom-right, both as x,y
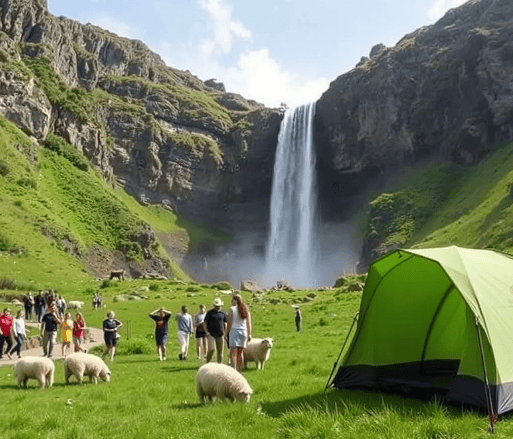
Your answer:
364,141 -> 513,256
0,115 -> 228,294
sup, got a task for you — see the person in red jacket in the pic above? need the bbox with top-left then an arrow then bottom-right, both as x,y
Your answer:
0,308 -> 13,359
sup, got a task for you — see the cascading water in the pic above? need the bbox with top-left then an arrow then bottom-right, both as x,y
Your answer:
264,103 -> 319,287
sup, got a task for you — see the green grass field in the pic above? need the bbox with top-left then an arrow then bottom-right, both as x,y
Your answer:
1,282 -> 511,439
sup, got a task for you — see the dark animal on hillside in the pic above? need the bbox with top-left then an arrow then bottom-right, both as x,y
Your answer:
109,270 -> 125,281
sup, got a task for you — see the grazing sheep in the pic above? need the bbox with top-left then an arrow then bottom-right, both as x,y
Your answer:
14,356 -> 55,388
196,362 -> 252,403
244,338 -> 274,370
64,353 -> 111,384
67,301 -> 85,310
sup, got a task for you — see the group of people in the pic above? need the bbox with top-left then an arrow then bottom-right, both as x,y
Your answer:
147,293 -> 252,371
21,290 -> 68,323
0,299 -> 87,360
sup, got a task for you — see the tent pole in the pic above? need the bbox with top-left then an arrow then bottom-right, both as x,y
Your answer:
475,316 -> 497,433
324,312 -> 359,393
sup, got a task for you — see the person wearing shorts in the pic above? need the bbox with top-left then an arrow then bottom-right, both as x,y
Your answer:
149,308 -> 172,361
193,305 -> 207,360
203,298 -> 227,364
72,312 -> 86,352
227,293 -> 252,372
102,311 -> 122,361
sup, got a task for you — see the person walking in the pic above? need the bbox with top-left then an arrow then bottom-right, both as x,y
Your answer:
0,308 -> 13,359
149,307 -> 172,361
35,292 -> 45,323
40,305 -> 62,358
176,306 -> 192,360
203,298 -> 228,364
227,293 -> 252,372
9,310 -> 26,359
23,293 -> 34,322
72,312 -> 86,353
295,307 -> 302,332
102,311 -> 123,361
60,312 -> 73,357
193,305 -> 207,360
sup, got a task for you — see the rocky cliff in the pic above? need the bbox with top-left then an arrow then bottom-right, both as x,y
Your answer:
0,0 -> 282,227
315,0 -> 513,267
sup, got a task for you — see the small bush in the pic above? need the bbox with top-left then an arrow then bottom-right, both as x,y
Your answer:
13,200 -> 23,208
149,284 -> 159,291
100,279 -> 112,289
0,276 -> 17,290
0,160 -> 9,176
319,317 -> 328,327
16,177 -> 37,189
0,233 -> 14,251
213,281 -> 233,290
43,134 -> 89,171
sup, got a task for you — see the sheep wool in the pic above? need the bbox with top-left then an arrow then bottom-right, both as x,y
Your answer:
64,353 -> 111,384
243,337 -> 274,370
196,362 -> 253,403
67,301 -> 85,310
14,356 -> 55,388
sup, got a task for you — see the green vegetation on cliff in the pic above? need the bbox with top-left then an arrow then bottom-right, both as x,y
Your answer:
0,115 -> 232,292
365,141 -> 513,256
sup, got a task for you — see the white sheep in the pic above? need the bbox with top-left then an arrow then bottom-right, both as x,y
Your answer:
64,353 -> 111,384
196,362 -> 253,403
14,356 -> 55,389
243,337 -> 274,370
67,301 -> 85,310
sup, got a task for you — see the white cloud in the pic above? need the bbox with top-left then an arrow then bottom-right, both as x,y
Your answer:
428,0 -> 469,21
153,1 -> 329,108
198,0 -> 252,56
234,49 -> 329,108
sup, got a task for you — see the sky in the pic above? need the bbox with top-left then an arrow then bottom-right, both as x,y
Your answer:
47,0 -> 470,108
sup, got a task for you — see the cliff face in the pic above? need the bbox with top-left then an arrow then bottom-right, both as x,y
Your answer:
0,0 -> 282,227
316,0 -> 513,173
315,0 -> 513,266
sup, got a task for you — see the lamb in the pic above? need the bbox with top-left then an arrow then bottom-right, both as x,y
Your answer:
64,353 -> 111,384
67,301 -> 85,310
196,362 -> 253,403
14,356 -> 55,388
243,337 -> 274,370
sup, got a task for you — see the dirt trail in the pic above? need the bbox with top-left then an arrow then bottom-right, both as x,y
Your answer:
0,326 -> 105,367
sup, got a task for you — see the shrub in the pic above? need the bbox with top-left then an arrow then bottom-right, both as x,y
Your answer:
43,134 -> 89,171
0,159 -> 9,176
213,281 -> 233,290
100,279 -> 112,289
16,177 -> 37,189
0,276 -> 16,290
149,284 -> 159,291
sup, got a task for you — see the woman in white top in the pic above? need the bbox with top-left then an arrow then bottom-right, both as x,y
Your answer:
10,310 -> 26,359
193,305 -> 207,360
227,293 -> 252,372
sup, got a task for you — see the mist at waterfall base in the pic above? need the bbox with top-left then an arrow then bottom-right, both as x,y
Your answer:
191,221 -> 361,289
185,103 -> 362,289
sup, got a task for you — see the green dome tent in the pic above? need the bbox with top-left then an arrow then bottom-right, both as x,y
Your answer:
327,246 -> 513,423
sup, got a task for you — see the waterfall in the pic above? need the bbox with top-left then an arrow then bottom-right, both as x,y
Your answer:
264,103 -> 319,287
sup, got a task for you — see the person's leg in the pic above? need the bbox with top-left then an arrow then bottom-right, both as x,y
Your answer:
215,336 -> 224,363
162,344 -> 167,360
110,346 -> 115,361
10,334 -> 22,357
206,335 -> 215,362
184,333 -> 190,359
47,332 -> 56,357
0,334 -> 5,358
236,347 -> 244,372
